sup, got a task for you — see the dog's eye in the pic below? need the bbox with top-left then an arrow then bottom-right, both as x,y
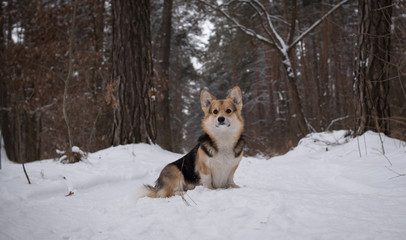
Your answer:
213,110 -> 218,114
226,109 -> 232,114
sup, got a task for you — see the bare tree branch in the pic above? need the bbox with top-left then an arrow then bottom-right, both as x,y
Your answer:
201,0 -> 351,58
250,0 -> 286,50
289,0 -> 351,49
27,99 -> 58,115
326,115 -> 350,131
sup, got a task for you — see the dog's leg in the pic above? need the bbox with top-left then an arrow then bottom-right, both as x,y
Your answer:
199,173 -> 214,189
154,164 -> 185,198
226,177 -> 240,188
226,163 -> 240,188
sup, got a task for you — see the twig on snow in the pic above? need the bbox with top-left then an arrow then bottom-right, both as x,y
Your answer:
382,153 -> 393,167
22,163 -> 31,184
385,166 -> 406,179
179,191 -> 191,206
356,134 -> 362,158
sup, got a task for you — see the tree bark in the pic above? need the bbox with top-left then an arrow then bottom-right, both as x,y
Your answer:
0,1 -> 5,153
154,0 -> 173,151
112,0 -> 156,145
354,0 -> 392,135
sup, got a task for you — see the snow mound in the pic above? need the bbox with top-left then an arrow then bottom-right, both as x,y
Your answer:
1,131 -> 406,240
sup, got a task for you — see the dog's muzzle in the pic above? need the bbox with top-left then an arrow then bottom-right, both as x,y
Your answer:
216,116 -> 231,127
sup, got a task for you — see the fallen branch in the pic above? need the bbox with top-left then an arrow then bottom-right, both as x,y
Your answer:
325,115 -> 350,131
65,191 -> 75,197
382,153 -> 393,166
385,166 -> 406,179
180,192 -> 191,206
186,192 -> 197,206
22,163 -> 31,184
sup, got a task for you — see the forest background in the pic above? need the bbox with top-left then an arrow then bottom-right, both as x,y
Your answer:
1,0 -> 405,164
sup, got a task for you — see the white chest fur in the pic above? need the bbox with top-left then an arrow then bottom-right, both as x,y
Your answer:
199,117 -> 243,188
206,147 -> 240,188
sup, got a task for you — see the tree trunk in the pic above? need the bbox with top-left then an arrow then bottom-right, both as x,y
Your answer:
0,2 -> 3,168
281,52 -> 309,137
112,0 -> 156,145
282,0 -> 308,137
320,0 -> 330,129
354,0 -> 392,135
93,0 -> 105,91
1,1 -> 41,164
154,0 -> 173,151
62,0 -> 78,159
300,40 -> 311,125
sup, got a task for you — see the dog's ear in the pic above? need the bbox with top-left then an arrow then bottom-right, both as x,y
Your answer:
201,89 -> 215,112
227,86 -> 243,110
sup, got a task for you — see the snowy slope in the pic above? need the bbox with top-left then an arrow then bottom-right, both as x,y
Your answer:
1,131 -> 406,240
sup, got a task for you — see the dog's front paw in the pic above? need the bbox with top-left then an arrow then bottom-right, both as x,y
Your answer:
228,183 -> 240,188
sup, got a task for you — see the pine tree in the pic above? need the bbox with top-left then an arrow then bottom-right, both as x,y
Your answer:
112,0 -> 156,145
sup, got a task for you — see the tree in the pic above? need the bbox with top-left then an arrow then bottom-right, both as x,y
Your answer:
354,0 -> 392,136
62,0 -> 79,163
111,0 -> 156,145
154,0 -> 173,151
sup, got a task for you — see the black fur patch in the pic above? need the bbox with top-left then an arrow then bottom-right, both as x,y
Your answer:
198,134 -> 218,157
233,135 -> 245,157
171,145 -> 200,184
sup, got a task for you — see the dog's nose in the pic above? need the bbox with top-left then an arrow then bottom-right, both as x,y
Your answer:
218,116 -> 225,123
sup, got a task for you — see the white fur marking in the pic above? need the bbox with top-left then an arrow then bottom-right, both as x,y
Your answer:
207,149 -> 241,188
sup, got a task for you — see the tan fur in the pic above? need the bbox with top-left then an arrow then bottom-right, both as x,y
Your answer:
227,160 -> 242,188
229,163 -> 240,178
143,165 -> 185,198
196,148 -> 211,175
201,90 -> 216,113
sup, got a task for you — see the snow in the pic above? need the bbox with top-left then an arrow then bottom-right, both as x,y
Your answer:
1,131 -> 406,240
190,19 -> 214,71
72,146 -> 85,155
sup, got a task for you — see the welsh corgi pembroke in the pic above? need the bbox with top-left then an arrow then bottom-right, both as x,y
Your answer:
142,86 -> 245,198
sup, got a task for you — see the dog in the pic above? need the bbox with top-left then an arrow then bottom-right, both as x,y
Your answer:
141,86 -> 245,198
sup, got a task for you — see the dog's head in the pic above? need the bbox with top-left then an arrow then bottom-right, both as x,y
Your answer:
200,86 -> 244,140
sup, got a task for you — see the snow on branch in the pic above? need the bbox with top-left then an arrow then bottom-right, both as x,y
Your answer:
27,99 -> 58,114
325,115 -> 350,131
198,0 -> 275,47
305,118 -> 317,133
250,0 -> 287,51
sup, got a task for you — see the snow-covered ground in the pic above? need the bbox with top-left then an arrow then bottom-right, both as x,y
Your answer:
1,131 -> 406,240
